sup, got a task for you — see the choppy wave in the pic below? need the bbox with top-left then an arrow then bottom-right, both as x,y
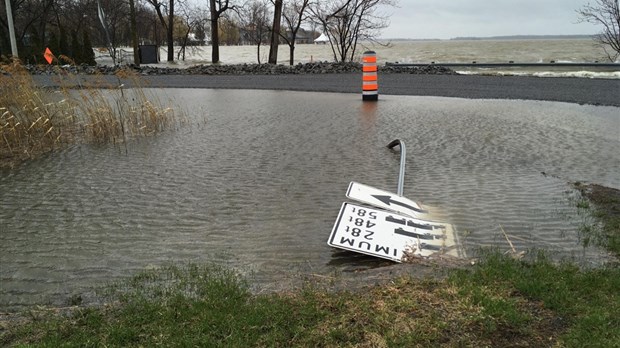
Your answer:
99,40 -> 620,80
457,70 -> 620,79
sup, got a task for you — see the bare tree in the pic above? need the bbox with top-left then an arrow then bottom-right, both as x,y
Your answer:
311,0 -> 396,62
129,0 -> 139,65
267,0 -> 281,64
238,0 -> 270,63
175,3 -> 208,60
219,15 -> 240,45
145,0 -> 176,61
577,0 -> 620,61
0,0 -> 164,63
97,0 -> 132,64
209,0 -> 236,63
279,0 -> 310,65
0,0 -> 56,62
136,3 -> 167,46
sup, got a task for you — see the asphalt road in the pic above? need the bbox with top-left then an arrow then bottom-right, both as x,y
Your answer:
33,73 -> 620,106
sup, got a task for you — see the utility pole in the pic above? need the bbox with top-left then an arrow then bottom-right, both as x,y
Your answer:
5,0 -> 19,57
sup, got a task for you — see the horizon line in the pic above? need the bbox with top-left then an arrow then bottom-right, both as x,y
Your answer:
378,34 -> 598,41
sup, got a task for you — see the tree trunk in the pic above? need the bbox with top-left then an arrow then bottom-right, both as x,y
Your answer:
129,0 -> 140,66
178,27 -> 192,61
167,0 -> 174,61
268,0 -> 282,64
209,0 -> 220,63
289,44 -> 294,65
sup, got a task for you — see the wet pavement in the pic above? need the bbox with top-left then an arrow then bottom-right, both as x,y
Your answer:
32,73 -> 620,106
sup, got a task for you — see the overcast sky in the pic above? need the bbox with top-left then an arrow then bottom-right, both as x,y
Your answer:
379,0 -> 601,39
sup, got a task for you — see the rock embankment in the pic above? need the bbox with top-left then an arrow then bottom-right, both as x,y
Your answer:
12,61 -> 457,76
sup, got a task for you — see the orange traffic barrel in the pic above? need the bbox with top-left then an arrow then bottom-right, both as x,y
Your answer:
362,51 -> 378,101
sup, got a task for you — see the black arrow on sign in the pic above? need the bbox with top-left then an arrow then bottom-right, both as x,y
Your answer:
371,195 -> 426,213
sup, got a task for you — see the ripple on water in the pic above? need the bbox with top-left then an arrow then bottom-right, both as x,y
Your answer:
1,90 -> 618,310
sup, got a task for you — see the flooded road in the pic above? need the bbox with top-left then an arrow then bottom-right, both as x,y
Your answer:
1,89 -> 619,311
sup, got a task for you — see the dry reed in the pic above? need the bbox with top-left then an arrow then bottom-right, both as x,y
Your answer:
0,60 -> 179,168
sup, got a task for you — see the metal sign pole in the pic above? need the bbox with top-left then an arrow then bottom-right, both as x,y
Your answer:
5,0 -> 19,57
329,140 -> 465,261
387,139 -> 406,197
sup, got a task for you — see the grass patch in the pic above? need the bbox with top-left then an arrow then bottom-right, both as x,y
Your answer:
450,250 -> 620,347
572,182 -> 620,256
1,61 -> 180,168
2,254 -> 618,347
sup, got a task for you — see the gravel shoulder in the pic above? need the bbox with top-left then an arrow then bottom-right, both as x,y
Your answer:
32,73 -> 620,106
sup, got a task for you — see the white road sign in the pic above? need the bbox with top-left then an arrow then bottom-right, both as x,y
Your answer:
328,202 -> 460,262
346,182 -> 428,218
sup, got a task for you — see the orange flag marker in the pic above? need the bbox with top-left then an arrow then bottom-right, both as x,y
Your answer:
44,47 -> 55,64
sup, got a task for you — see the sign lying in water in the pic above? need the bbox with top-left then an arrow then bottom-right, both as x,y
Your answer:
329,182 -> 462,262
346,181 -> 428,218
328,201 -> 461,262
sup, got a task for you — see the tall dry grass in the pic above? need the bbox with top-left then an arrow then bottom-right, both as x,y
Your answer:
1,60 -> 179,167
1,61 -> 74,164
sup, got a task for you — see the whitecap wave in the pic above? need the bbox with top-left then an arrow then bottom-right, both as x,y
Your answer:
456,70 -> 620,79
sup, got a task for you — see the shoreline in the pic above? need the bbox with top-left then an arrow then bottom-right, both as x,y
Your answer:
26,66 -> 620,107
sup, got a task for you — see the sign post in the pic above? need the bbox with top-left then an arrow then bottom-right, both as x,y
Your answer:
387,139 -> 406,196
5,0 -> 18,57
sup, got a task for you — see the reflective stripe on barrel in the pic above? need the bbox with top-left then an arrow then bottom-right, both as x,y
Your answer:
362,51 -> 378,101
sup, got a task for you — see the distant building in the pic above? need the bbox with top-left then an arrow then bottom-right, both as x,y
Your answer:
285,28 -> 318,44
314,33 -> 329,44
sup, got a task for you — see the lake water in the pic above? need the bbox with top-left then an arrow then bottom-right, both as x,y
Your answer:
1,89 -> 619,311
110,39 -> 620,78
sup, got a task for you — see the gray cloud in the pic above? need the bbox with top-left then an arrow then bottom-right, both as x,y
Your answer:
380,0 -> 600,39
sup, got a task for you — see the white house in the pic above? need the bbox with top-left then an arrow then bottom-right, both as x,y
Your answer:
314,33 -> 329,44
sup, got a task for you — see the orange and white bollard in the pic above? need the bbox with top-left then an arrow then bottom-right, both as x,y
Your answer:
362,51 -> 378,101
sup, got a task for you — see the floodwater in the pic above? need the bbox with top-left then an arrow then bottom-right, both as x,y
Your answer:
115,39 -> 620,78
1,89 -> 619,311
128,39 -> 611,66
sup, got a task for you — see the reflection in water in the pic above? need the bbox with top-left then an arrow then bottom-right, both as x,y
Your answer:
359,100 -> 378,131
1,89 -> 619,311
